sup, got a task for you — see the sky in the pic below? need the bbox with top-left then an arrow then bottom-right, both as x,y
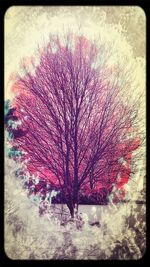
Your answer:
5,6 -> 145,98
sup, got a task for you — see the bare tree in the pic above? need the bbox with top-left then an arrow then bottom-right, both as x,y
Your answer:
10,34 -> 144,217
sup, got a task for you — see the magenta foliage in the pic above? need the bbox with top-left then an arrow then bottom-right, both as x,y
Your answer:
11,34 -> 141,217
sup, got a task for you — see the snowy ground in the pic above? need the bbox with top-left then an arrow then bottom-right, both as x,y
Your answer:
5,158 -> 146,260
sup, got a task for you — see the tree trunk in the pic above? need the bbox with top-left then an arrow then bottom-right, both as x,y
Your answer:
67,192 -> 79,219
64,184 -> 79,219
67,201 -> 74,218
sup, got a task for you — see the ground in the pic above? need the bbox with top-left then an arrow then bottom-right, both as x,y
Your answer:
5,158 -> 146,260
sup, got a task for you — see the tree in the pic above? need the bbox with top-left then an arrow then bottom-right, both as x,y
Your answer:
9,34 -> 143,218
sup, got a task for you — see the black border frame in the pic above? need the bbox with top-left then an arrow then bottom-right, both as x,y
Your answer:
0,1 -> 149,266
